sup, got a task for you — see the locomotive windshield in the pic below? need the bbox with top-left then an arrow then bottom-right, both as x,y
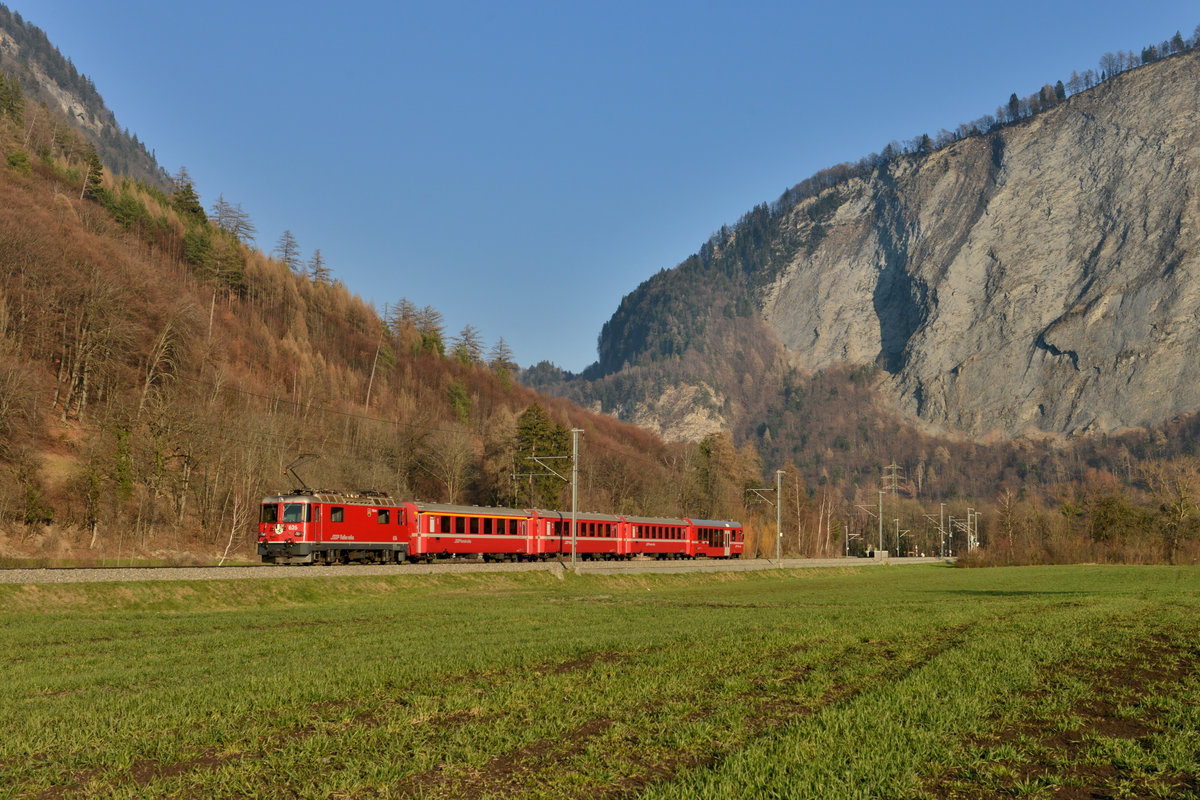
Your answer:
260,504 -> 279,524
281,503 -> 312,523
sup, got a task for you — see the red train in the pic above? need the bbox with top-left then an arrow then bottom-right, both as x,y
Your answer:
257,490 -> 744,565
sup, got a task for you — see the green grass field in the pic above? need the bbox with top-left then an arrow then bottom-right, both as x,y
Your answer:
0,565 -> 1196,799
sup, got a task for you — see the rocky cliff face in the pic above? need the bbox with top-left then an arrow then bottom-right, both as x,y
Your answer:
765,51 -> 1200,436
589,49 -> 1200,440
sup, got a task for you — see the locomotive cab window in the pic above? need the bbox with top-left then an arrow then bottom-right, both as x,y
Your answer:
281,503 -> 311,523
260,504 -> 279,524
330,507 -> 344,523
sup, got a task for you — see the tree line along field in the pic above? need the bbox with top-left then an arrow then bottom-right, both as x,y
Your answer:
0,565 -> 1196,799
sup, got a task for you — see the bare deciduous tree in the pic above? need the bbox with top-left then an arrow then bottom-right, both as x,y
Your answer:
425,425 -> 478,504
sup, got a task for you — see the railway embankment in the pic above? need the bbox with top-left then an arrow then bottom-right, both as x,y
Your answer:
0,556 -> 952,584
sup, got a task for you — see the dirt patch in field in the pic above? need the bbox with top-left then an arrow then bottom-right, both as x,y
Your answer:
127,748 -> 235,787
548,650 -> 626,675
30,748 -> 240,799
33,769 -> 100,800
246,619 -> 336,631
392,718 -> 615,799
922,634 -> 1199,800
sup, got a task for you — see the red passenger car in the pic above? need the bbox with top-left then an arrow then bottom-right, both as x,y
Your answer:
531,510 -> 625,558
625,515 -> 690,559
688,518 -> 745,558
408,503 -> 532,559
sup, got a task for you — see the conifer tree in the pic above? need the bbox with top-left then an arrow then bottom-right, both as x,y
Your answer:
308,249 -> 331,284
387,298 -> 418,334
273,229 -> 302,274
450,325 -> 484,365
516,403 -> 569,507
228,202 -> 256,244
414,306 -> 445,355
82,144 -> 103,200
210,194 -> 234,230
489,338 -> 517,373
170,166 -> 206,223
0,71 -> 24,123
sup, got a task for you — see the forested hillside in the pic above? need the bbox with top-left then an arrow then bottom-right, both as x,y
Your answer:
0,70 -> 773,564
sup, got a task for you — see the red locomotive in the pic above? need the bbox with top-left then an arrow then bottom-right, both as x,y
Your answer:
257,490 -> 744,565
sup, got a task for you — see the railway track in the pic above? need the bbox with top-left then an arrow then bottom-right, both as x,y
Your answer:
0,556 -> 950,584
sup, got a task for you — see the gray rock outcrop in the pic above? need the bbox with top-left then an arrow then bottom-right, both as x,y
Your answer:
761,50 -> 1200,436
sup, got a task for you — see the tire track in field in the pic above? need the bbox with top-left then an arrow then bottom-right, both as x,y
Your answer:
922,630 -> 1200,800
386,619 -> 987,800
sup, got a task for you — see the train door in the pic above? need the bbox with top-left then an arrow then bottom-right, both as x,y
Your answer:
723,528 -> 731,557
411,513 -> 425,555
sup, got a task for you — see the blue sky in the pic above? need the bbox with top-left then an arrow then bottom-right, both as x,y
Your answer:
21,1 -> 1199,371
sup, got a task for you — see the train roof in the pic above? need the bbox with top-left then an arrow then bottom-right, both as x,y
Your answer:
623,515 -> 689,526
262,490 -> 394,505
531,509 -> 624,522
414,502 -> 534,517
687,518 -> 743,528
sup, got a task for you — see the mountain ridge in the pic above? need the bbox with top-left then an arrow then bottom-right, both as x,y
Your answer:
570,45 -> 1200,443
0,4 -> 166,188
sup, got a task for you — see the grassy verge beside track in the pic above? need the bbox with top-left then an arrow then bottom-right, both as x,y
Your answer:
0,565 -> 1196,799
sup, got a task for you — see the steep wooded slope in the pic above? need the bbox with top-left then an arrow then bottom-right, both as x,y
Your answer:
0,4 -> 167,188
0,99 -> 762,560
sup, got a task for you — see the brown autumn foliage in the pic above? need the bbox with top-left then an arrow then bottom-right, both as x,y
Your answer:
0,91 -> 774,564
